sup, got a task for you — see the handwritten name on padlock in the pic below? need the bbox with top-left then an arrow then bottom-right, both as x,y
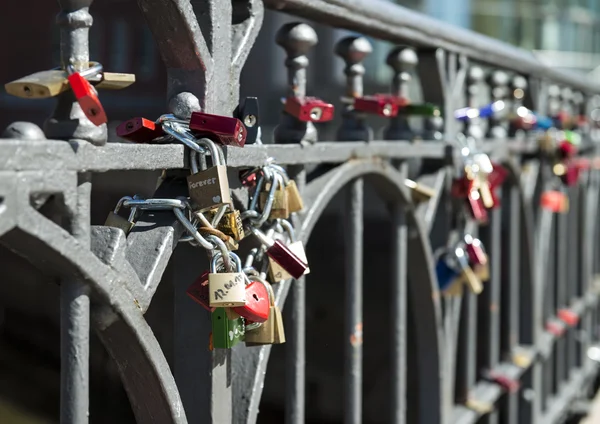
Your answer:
212,273 -> 244,302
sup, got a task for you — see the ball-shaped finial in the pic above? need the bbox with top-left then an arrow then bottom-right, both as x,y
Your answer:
468,66 -> 485,84
169,92 -> 201,120
548,85 -> 561,97
335,36 -> 373,65
386,47 -> 418,73
512,75 -> 527,90
2,122 -> 45,141
276,23 -> 318,57
561,87 -> 573,100
488,70 -> 509,87
572,91 -> 584,105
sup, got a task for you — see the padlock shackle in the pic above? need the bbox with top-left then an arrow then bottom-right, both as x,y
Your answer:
278,219 -> 297,243
114,196 -> 134,213
267,164 -> 290,184
122,197 -> 188,210
66,61 -> 103,79
211,251 -> 242,274
251,227 -> 274,249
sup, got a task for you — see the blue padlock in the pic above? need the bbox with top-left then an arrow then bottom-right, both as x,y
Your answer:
534,114 -> 554,130
435,250 -> 460,291
454,101 -> 506,121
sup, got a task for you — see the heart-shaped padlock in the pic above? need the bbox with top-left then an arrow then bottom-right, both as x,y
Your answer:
232,276 -> 271,323
186,270 -> 214,312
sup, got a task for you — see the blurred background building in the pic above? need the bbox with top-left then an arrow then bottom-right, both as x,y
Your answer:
0,0 -> 599,423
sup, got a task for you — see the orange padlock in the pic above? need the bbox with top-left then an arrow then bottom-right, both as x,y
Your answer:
67,63 -> 107,127
540,190 -> 569,213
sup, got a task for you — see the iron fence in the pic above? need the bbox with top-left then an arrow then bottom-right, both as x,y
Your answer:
2,0 -> 600,423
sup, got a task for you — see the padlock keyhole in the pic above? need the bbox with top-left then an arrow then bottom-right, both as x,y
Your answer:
253,294 -> 259,302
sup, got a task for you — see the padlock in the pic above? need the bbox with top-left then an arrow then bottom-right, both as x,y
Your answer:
245,282 -> 285,345
353,94 -> 408,117
217,209 -> 245,241
240,169 -> 258,188
116,117 -> 164,142
546,320 -> 566,337
484,371 -> 520,394
186,270 -> 214,312
268,165 -> 304,213
465,398 -> 494,414
404,179 -> 436,203
67,63 -> 107,126
540,190 -> 569,213
208,251 -> 246,307
464,234 -> 490,281
186,138 -> 232,212
189,111 -> 247,147
259,171 -> 290,219
557,140 -> 577,159
92,71 -> 136,90
211,307 -> 245,349
456,246 -> 483,294
235,97 -> 260,144
251,227 -> 308,280
435,249 -> 461,293
455,100 -> 505,121
232,275 -> 271,323
557,308 -> 579,327
104,196 -> 138,234
284,96 -> 335,122
466,183 -> 489,223
558,162 -> 580,186
487,162 -> 508,200
398,103 -> 440,117
269,220 -> 310,282
5,69 -> 69,99
199,226 -> 238,251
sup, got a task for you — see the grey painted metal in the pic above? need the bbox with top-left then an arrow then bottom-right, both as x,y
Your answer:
390,203 -> 407,424
262,0 -> 600,94
344,178 -> 364,424
61,173 -> 91,424
285,166 -> 306,424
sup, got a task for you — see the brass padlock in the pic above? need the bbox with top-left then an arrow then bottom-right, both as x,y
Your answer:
285,180 -> 304,213
259,174 -> 289,219
94,72 -> 136,90
446,246 -> 483,295
208,252 -> 246,307
199,226 -> 238,251
187,139 -> 232,212
218,209 -> 245,241
268,220 -> 310,282
245,282 -> 285,345
104,196 -> 138,234
404,179 -> 436,203
5,69 -> 69,99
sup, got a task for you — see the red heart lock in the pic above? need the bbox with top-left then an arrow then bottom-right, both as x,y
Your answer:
67,72 -> 107,126
232,281 -> 270,323
186,270 -> 214,312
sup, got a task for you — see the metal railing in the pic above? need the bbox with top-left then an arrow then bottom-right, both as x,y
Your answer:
1,0 -> 600,423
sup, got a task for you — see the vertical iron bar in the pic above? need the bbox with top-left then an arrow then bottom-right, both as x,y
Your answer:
286,166 -> 306,424
555,200 -> 568,388
61,172 -> 91,424
391,202 -> 407,424
344,178 -> 364,424
505,184 -> 521,423
566,187 -> 579,374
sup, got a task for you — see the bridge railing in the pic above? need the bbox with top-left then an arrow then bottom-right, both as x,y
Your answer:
1,0 -> 600,423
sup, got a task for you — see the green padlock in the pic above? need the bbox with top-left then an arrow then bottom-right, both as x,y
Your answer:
211,308 -> 245,349
400,103 -> 440,116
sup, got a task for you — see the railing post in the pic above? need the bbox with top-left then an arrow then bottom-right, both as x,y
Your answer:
45,0 -> 107,146
486,70 -> 509,139
384,47 -> 417,140
465,65 -> 484,139
335,36 -> 373,141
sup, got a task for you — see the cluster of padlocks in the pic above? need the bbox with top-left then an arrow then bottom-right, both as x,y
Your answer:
2,21 -> 591,345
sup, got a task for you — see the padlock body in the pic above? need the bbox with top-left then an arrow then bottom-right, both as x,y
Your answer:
259,184 -> 289,219
284,96 -> 335,123
285,180 -> 304,213
218,210 -> 245,241
467,188 -> 488,222
266,240 -> 308,280
273,305 -> 286,344
232,282 -> 270,323
560,163 -> 580,186
245,307 -> 276,345
269,241 -> 310,281
208,271 -> 246,307
186,271 -> 213,312
117,117 -> 163,142
460,267 -> 483,294
354,94 -> 408,117
405,179 -> 436,203
104,211 -> 134,234
95,72 -> 136,90
187,165 -> 232,212
465,240 -> 488,266
211,308 -> 244,349
189,111 -> 247,147
5,69 -> 69,99
67,72 -> 107,126
436,258 -> 459,291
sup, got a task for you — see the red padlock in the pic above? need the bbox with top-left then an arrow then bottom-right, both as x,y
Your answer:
540,191 -> 568,213
189,111 -> 246,147
467,185 -> 489,223
117,117 -> 164,142
252,228 -> 308,280
546,320 -> 566,337
232,277 -> 271,323
186,271 -> 214,312
560,163 -> 580,186
557,308 -> 579,327
557,140 -> 577,159
486,371 -> 520,394
464,235 -> 488,266
239,170 -> 258,188
488,163 -> 508,190
353,94 -> 408,117
284,96 -> 335,122
67,67 -> 107,127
